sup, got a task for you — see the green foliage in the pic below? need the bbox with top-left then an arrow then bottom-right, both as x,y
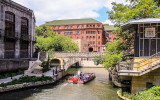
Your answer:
93,55 -> 104,65
104,52 -> 123,69
41,56 -> 50,73
35,25 -> 79,52
107,0 -> 160,26
119,86 -> 160,100
0,70 -> 23,79
0,75 -> 53,87
94,41 -> 123,69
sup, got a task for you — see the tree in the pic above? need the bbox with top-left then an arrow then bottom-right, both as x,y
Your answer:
35,25 -> 79,52
107,0 -> 160,26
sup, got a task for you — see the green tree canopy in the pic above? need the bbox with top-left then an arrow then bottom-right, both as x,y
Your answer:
107,0 -> 160,26
35,25 -> 79,52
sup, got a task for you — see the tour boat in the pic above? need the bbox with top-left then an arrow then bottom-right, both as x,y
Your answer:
68,73 -> 95,84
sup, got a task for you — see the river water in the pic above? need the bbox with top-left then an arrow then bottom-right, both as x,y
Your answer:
0,68 -> 120,100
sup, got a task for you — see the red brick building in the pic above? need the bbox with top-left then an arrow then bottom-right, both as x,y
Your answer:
104,24 -> 118,43
46,18 -> 106,52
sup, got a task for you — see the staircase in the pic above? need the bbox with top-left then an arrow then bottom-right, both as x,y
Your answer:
25,61 -> 37,74
118,52 -> 160,76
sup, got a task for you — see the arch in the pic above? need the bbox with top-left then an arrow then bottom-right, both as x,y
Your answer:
50,58 -> 63,69
89,47 -> 93,52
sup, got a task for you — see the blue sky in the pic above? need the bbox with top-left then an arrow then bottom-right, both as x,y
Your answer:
13,0 -> 127,26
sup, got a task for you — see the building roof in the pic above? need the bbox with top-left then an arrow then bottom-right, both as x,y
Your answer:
121,18 -> 160,27
45,18 -> 101,26
104,25 -> 117,31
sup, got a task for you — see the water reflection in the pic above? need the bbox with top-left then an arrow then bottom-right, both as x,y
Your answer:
0,68 -> 120,100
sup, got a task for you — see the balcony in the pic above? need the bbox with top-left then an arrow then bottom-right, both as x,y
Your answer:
21,34 -> 31,41
5,32 -> 18,40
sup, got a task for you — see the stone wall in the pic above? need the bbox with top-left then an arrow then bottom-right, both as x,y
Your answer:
131,67 -> 160,94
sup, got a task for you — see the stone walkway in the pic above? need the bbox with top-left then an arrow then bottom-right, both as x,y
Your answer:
0,70 -> 54,84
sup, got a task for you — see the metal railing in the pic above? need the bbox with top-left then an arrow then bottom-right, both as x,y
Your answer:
118,52 -> 160,71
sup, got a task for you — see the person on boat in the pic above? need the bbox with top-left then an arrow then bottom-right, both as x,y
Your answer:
78,70 -> 80,76
80,72 -> 83,81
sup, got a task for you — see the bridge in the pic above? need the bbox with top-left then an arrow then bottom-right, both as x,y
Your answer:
50,52 -> 105,73
26,52 -> 105,75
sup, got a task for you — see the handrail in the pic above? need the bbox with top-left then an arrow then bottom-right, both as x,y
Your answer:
118,52 -> 160,71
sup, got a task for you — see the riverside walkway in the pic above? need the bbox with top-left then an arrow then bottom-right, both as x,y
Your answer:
0,70 -> 54,84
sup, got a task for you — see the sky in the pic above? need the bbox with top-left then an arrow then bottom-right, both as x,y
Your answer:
12,0 -> 127,26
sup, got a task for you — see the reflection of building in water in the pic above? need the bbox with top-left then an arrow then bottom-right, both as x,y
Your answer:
0,0 -> 36,72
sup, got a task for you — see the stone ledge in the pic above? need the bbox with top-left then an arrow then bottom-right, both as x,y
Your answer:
117,90 -> 130,100
0,80 -> 55,93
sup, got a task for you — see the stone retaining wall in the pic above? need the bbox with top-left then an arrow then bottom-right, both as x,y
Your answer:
0,80 -> 56,93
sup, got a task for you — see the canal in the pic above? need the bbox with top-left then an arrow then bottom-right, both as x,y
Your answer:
0,68 -> 120,100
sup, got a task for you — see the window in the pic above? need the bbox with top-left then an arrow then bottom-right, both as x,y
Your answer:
87,25 -> 89,28
90,36 -> 92,40
87,36 -> 88,40
93,36 -> 95,40
65,26 -> 67,29
90,25 -> 92,28
77,37 -> 79,39
5,11 -> 15,37
98,36 -> 100,39
93,41 -> 95,45
109,38 -> 111,41
71,26 -> 73,29
21,17 -> 28,36
65,32 -> 67,35
82,37 -> 83,40
70,32 -> 73,35
98,25 -> 101,28
109,34 -> 112,36
77,25 -> 79,29
98,31 -> 101,34
93,25 -> 95,28
54,27 -> 56,29
5,11 -> 15,58
77,31 -> 79,35
58,32 -> 61,34
113,38 -> 116,41
68,32 -> 70,35
82,25 -> 84,28
82,31 -> 84,34
98,42 -> 100,45
90,41 -> 92,45
68,26 -> 70,29
113,33 -> 116,36
59,26 -> 61,29
98,47 -> 100,52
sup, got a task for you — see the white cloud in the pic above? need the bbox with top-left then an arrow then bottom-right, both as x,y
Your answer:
13,0 -> 106,25
103,19 -> 114,25
12,0 -> 128,26
104,0 -> 129,10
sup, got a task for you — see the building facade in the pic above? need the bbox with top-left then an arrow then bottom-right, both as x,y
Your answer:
0,0 -> 36,72
117,18 -> 160,94
46,18 -> 106,52
104,24 -> 118,43
72,39 -> 88,52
